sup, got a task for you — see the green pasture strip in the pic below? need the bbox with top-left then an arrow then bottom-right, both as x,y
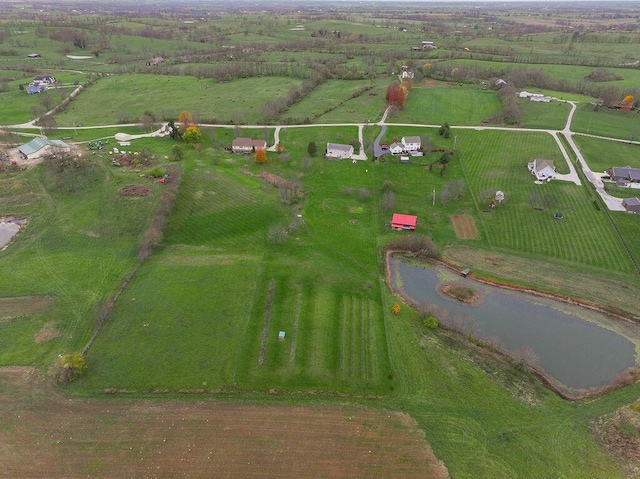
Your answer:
518,99 -> 571,130
313,82 -> 388,124
389,85 -> 502,126
52,74 -> 304,127
281,79 -> 374,124
571,103 -> 640,140
0,161 -> 160,365
80,253 -> 262,390
574,135 -> 640,174
48,126 -> 147,143
457,129 -> 633,272
381,299 -> 627,479
437,59 -> 640,89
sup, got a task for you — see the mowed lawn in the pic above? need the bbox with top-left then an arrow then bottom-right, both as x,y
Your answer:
458,129 -> 634,273
389,85 -> 502,126
53,74 -> 303,126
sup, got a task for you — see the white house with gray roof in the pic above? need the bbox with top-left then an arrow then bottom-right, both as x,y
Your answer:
528,159 -> 556,181
326,143 -> 354,160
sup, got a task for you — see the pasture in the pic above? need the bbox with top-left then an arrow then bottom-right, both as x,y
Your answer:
2,4 -> 640,478
518,98 -> 571,130
389,84 -> 502,126
571,104 -> 640,139
0,157 -> 163,366
52,75 -> 304,126
81,146 -> 390,392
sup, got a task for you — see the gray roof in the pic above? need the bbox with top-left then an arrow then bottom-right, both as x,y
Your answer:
623,197 -> 640,207
402,136 -> 421,144
232,137 -> 266,148
533,159 -> 555,172
18,138 -> 69,156
327,143 -> 353,152
610,166 -> 640,180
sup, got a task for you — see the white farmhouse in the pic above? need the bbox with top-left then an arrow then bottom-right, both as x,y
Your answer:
528,159 -> 556,181
401,136 -> 421,152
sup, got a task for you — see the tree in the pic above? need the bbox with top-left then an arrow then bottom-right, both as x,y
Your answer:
171,144 -> 184,161
381,190 -> 396,212
307,141 -> 317,156
623,95 -> 634,104
255,147 -> 267,164
385,81 -> 406,110
178,110 -> 192,129
38,114 -> 57,135
439,122 -> 451,138
56,352 -> 87,385
167,120 -> 181,140
392,304 -> 401,315
182,125 -> 202,146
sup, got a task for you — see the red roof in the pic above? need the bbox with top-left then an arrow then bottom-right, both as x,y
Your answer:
391,213 -> 417,227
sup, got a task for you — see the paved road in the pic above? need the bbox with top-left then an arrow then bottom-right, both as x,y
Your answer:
2,99 -> 635,211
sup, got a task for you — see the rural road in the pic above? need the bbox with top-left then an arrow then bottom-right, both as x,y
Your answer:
2,99 -> 636,211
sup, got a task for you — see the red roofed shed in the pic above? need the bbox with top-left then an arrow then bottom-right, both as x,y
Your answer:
391,213 -> 417,230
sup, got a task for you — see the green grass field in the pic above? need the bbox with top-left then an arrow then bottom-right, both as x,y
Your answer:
571,103 -> 640,139
52,74 -> 304,126
389,84 -> 502,126
519,98 -> 572,130
3,6 -> 640,477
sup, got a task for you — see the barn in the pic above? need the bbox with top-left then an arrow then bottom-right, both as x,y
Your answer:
391,213 -> 417,230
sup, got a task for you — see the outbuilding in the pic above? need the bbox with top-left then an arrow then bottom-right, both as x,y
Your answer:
232,137 -> 267,154
391,213 -> 418,230
623,197 -> 640,214
18,138 -> 70,160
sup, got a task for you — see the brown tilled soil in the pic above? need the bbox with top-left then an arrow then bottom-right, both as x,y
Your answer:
591,404 -> 640,478
0,296 -> 52,319
0,367 -> 449,479
450,214 -> 478,239
118,184 -> 151,197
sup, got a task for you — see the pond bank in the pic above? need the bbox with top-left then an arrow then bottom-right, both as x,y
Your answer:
385,251 -> 640,399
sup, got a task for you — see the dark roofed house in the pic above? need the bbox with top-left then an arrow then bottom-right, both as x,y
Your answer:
26,84 -> 46,95
232,137 -> 267,154
608,166 -> 640,184
391,213 -> 418,231
623,197 -> 640,214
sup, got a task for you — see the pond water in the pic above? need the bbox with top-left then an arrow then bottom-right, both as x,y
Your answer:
0,217 -> 24,249
391,257 -> 637,392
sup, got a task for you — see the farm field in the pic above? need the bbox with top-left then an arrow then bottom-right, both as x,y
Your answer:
437,59 -> 640,90
518,98 -> 571,130
52,75 -> 303,126
1,367 -> 447,479
389,84 -> 502,126
0,159 -> 163,366
571,105 -> 640,139
3,2 -> 640,478
283,79 -> 380,124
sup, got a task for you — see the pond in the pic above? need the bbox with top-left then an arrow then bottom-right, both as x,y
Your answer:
390,256 -> 638,395
0,217 -> 25,249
